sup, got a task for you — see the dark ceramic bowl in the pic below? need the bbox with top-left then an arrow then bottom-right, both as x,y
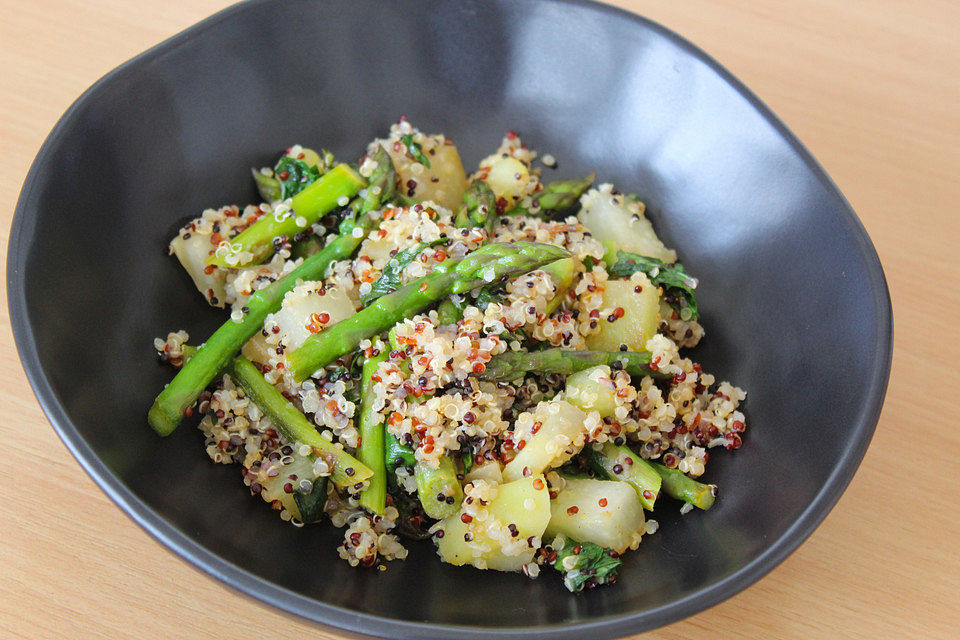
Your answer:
8,0 -> 891,638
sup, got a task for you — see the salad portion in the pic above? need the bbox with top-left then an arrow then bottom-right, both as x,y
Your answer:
150,120 -> 746,591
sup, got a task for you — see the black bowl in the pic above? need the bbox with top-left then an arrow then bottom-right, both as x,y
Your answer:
8,0 -> 891,637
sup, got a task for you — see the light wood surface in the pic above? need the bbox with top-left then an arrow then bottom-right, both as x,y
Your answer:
1,1 -> 957,638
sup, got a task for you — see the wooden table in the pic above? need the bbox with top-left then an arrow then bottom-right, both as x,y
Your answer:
1,1 -> 957,638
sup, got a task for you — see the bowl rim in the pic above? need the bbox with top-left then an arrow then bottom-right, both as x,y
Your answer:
7,0 -> 893,637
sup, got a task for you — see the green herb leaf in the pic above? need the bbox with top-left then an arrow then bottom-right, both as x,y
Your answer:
386,433 -> 417,469
549,535 -> 622,593
400,134 -> 431,168
607,250 -> 699,320
275,157 -> 322,200
361,239 -> 446,305
293,475 -> 328,524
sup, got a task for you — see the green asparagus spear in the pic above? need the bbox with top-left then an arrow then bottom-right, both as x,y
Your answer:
207,163 -> 366,268
290,235 -> 325,260
148,150 -> 399,437
652,463 -> 716,510
287,241 -> 571,380
178,346 -> 370,491
479,348 -> 665,382
358,351 -> 388,514
505,173 -> 595,217
435,298 -> 463,325
585,442 -> 661,510
454,180 -> 497,231
227,355 -> 372,489
415,455 -> 463,519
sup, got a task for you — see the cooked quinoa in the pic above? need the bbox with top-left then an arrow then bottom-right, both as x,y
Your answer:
151,120 -> 746,592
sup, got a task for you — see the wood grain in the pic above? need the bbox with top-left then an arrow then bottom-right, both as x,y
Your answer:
1,1 -> 957,638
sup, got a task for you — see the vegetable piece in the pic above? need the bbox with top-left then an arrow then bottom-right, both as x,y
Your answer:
607,250 -> 699,320
290,235 -> 325,260
207,163 -> 366,267
464,459 -> 503,485
415,456 -> 464,519
256,449 -> 320,519
652,463 -> 716,510
584,443 -> 662,511
435,475 -> 551,571
274,156 -> 322,200
288,241 -> 571,380
585,277 -> 660,353
227,355 -> 372,489
545,477 -> 645,554
252,169 -> 282,203
380,133 -> 467,210
169,231 -> 229,307
503,400 -> 589,482
454,180 -> 497,230
540,257 -> 576,315
549,534 -> 622,593
579,184 -> 676,262
484,156 -> 530,205
360,239 -> 446,305
240,331 -> 273,366
148,150 -> 398,437
252,148 -> 333,203
400,134 -> 431,168
386,433 -> 416,470
293,475 -> 329,524
480,348 -> 662,382
505,173 -> 596,218
270,284 -> 356,351
564,365 -> 618,416
358,352 -> 388,514
435,298 -> 463,325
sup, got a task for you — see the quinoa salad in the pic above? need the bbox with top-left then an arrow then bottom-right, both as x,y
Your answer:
149,120 -> 747,592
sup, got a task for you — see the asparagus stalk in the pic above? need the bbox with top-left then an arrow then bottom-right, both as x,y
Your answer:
652,463 -> 716,510
454,180 -> 497,231
227,355 -> 372,489
148,150 -> 398,437
415,455 -> 464,519
435,298 -> 463,325
505,173 -> 596,217
207,163 -> 366,268
178,346 -> 372,492
584,442 -> 661,510
479,348 -> 664,382
287,241 -> 571,380
357,352 -> 388,514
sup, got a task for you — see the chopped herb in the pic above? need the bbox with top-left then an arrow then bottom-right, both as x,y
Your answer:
293,475 -> 328,524
549,535 -> 622,593
386,433 -> 417,469
400,133 -> 431,168
607,250 -> 699,320
275,156 -> 322,200
361,239 -> 446,305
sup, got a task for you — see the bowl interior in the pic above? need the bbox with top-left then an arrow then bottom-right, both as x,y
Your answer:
9,0 -> 890,637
